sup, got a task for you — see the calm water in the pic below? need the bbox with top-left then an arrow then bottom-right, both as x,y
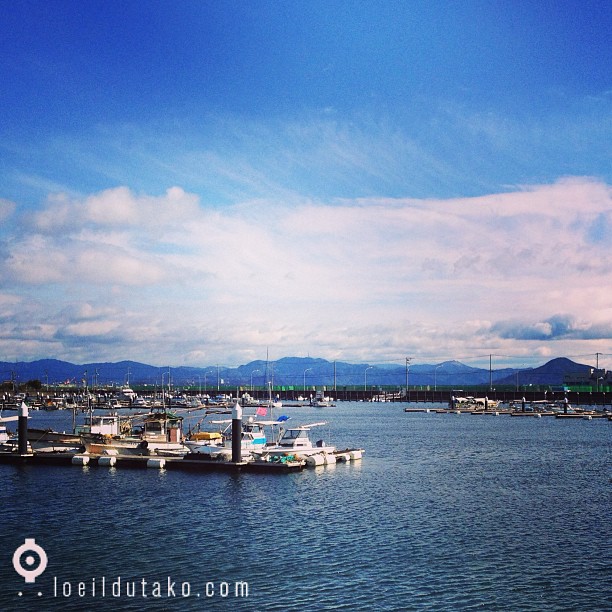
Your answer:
0,403 -> 609,611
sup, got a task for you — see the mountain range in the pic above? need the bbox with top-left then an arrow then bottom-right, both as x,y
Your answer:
0,356 -> 594,389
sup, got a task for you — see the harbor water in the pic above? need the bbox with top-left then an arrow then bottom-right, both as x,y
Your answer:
0,402 -> 609,611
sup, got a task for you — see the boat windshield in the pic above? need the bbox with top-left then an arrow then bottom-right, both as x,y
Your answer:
280,429 -> 309,445
146,422 -> 163,433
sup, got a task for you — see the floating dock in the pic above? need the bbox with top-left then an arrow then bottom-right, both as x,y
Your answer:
0,448 -> 364,474
405,407 -> 609,419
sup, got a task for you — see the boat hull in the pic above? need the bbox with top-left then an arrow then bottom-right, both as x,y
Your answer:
82,437 -> 189,456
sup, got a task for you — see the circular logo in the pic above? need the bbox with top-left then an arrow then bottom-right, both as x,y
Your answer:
12,538 -> 48,583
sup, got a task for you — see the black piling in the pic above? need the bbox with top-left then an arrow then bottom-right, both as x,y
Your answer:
18,402 -> 29,456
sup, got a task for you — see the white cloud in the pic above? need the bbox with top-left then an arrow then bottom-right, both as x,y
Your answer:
1,177 -> 611,365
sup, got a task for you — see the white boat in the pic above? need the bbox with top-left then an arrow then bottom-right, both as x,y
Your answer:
310,390 -> 333,407
255,421 -> 335,460
76,414 -> 128,437
263,382 -> 282,409
239,393 -> 260,407
185,417 -> 268,460
0,422 -> 10,446
117,386 -> 137,403
81,410 -> 189,456
450,396 -> 500,410
131,396 -> 149,408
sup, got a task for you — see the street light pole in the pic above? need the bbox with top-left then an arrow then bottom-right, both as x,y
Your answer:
251,369 -> 260,393
405,357 -> 411,400
303,368 -> 312,392
434,365 -> 443,391
364,367 -> 373,395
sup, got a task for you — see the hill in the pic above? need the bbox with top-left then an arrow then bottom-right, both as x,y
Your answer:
0,356 -> 594,389
495,357 -> 591,386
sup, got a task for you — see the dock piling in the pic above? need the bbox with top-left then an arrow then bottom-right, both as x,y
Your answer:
18,402 -> 30,456
232,401 -> 242,463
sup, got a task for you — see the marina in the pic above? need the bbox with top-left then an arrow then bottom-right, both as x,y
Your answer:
0,399 -> 365,475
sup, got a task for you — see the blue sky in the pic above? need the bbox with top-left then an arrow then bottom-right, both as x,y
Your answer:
0,1 -> 610,370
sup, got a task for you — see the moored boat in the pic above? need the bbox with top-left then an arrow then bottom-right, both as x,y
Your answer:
254,421 -> 336,461
26,428 -> 83,453
310,390 -> 334,407
185,417 -> 268,461
81,410 -> 189,456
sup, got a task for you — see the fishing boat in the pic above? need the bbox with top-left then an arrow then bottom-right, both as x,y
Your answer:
24,412 -> 129,454
0,406 -> 82,454
25,428 -> 83,453
80,410 -> 189,456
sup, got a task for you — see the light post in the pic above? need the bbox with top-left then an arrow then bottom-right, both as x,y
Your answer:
251,369 -> 260,393
516,370 -> 519,391
303,368 -> 312,392
434,365 -> 443,391
364,367 -> 373,396
405,357 -> 411,400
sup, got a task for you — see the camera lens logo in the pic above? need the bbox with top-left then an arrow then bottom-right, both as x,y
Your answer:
12,539 -> 48,583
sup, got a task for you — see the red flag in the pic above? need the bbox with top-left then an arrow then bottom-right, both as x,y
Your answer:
256,406 -> 267,416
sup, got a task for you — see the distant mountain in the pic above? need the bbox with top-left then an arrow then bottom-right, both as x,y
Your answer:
495,357 -> 591,386
0,356 -> 595,389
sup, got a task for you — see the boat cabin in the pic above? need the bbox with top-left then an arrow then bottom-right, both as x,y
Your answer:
76,415 -> 123,437
278,427 -> 314,449
140,411 -> 183,443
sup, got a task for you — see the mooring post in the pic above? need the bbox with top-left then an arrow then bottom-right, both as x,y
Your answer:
18,402 -> 29,455
231,401 -> 242,463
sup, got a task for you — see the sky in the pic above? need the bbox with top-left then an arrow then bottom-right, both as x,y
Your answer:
0,0 -> 611,370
